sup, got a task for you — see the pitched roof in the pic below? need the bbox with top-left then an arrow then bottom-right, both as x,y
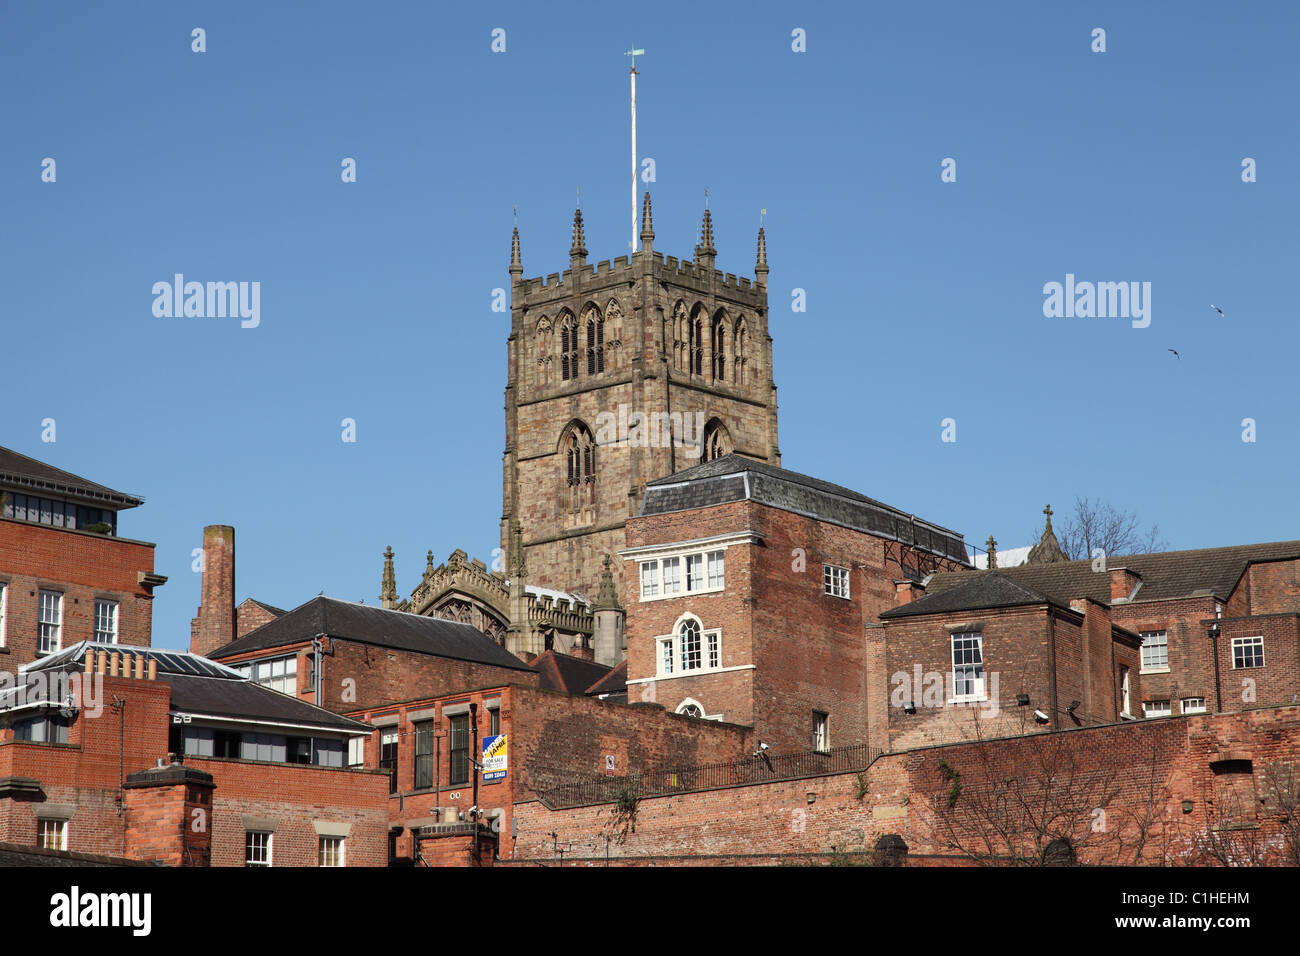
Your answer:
530,650 -> 615,696
241,598 -> 287,617
20,640 -> 369,734
0,445 -> 142,509
641,454 -> 969,566
208,596 -> 534,672
585,658 -> 627,697
924,540 -> 1300,607
162,673 -> 371,733
879,571 -> 1065,619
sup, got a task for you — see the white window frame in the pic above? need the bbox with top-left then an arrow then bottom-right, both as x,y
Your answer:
1142,699 -> 1172,719
1231,636 -> 1265,669
37,590 -> 62,656
319,835 -> 344,867
94,599 -> 119,643
813,712 -> 829,752
638,549 -> 726,603
39,819 -> 68,851
1181,697 -> 1207,715
245,830 -> 273,867
0,582 -> 6,648
347,736 -> 365,768
1139,630 -> 1168,673
823,564 -> 850,599
654,614 -> 722,678
247,655 -> 298,696
1120,666 -> 1131,717
949,631 -> 985,703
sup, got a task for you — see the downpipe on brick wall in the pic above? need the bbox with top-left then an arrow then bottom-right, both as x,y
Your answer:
110,696 -> 125,815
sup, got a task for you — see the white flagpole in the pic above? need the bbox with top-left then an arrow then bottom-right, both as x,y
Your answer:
626,48 -> 644,253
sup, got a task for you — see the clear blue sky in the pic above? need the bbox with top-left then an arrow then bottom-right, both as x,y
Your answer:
4,2 -> 1297,651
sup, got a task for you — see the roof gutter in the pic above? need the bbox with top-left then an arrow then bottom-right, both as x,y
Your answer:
168,711 -> 371,736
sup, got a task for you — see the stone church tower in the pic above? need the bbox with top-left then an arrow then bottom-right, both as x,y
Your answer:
501,192 -> 780,599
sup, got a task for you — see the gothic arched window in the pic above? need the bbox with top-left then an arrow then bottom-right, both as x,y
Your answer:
560,313 -> 578,381
585,307 -> 604,375
712,312 -> 727,381
732,318 -> 748,385
701,419 -> 732,463
562,422 -> 596,512
672,302 -> 689,371
535,316 -> 554,386
690,305 -> 705,375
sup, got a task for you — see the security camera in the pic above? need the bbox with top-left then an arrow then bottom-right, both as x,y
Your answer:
1033,709 -> 1050,724
759,742 -> 769,751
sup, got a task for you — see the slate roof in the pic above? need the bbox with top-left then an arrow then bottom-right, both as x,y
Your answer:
0,841 -> 150,867
642,454 -> 969,565
163,673 -> 371,732
531,650 -> 615,696
0,445 -> 142,508
879,571 -> 1067,619
209,596 -> 534,672
585,658 -> 627,697
923,540 -> 1300,608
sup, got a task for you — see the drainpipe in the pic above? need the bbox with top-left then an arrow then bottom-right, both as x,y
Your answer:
110,696 -> 126,814
310,634 -> 327,704
1046,609 -> 1059,730
433,707 -> 441,825
1210,621 -> 1223,713
470,702 -> 480,861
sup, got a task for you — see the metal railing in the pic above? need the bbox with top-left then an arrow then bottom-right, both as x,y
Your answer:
537,741 -> 883,809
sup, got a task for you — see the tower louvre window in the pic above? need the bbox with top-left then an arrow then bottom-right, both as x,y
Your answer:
560,315 -> 578,381
712,313 -> 727,380
563,423 -> 596,512
586,311 -> 604,375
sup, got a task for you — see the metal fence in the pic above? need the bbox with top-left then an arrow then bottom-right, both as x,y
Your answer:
537,742 -> 883,810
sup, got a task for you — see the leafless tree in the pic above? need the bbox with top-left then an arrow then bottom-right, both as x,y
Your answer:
1032,496 -> 1167,561
924,718 -> 1178,865
1184,761 -> 1300,866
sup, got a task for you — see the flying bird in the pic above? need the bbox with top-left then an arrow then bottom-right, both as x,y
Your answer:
1168,349 -> 1179,360
1211,304 -> 1224,317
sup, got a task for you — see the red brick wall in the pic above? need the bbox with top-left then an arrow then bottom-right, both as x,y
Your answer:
881,605 -> 1068,750
321,640 -> 538,712
1214,614 -> 1300,712
236,599 -> 280,638
190,525 -> 235,657
510,706 -> 1300,866
351,686 -> 518,864
0,672 -> 389,866
187,756 -> 389,867
1238,559 -> 1300,616
349,683 -> 750,862
216,638 -> 540,713
623,498 -> 964,753
123,773 -> 214,866
0,519 -> 159,664
1112,596 -> 1219,716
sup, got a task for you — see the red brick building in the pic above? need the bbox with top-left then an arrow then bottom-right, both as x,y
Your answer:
0,642 -> 388,866
209,595 -> 541,713
347,680 -> 752,863
0,446 -> 166,666
877,571 -> 1144,749
922,537 -> 1300,722
620,454 -> 969,753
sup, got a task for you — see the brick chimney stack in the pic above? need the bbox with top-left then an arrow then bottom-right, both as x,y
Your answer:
190,525 -> 235,658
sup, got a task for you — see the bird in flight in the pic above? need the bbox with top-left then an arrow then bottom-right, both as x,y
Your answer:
1168,349 -> 1180,359
1211,304 -> 1225,317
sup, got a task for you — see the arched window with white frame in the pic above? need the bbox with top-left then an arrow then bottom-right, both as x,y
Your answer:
655,613 -> 721,676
